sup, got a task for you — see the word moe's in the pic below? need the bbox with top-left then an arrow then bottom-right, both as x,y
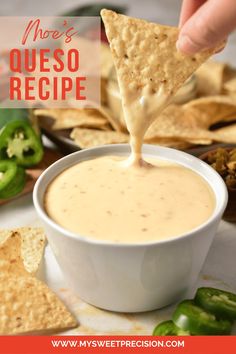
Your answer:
9,48 -> 86,101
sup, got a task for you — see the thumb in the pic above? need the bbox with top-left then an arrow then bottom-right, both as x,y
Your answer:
177,0 -> 236,54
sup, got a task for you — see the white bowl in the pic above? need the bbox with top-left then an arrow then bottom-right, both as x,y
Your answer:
33,144 -> 228,313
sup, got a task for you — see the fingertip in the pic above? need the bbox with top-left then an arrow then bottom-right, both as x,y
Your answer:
176,35 -> 200,55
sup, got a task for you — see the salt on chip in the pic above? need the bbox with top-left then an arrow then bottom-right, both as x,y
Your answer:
101,9 -> 222,133
0,273 -> 77,335
71,128 -> 129,148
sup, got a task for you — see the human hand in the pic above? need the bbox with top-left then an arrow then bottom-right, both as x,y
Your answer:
177,0 -> 236,54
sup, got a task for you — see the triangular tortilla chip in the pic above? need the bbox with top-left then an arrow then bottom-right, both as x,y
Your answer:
0,273 -> 77,335
144,105 -> 213,143
184,96 -> 236,127
101,9 -> 221,136
144,103 -> 236,145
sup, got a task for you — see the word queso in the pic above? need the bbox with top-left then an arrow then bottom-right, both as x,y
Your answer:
9,48 -> 86,101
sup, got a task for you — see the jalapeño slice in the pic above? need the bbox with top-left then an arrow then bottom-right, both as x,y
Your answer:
0,120 -> 43,167
0,160 -> 26,199
173,300 -> 232,335
195,287 -> 236,320
153,320 -> 190,336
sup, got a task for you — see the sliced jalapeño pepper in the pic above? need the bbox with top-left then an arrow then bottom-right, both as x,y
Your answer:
195,287 -> 236,321
173,300 -> 232,335
0,120 -> 43,167
153,320 -> 190,336
0,160 -> 26,199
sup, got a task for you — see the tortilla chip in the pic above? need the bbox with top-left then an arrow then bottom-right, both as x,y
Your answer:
71,128 -> 129,148
67,100 -> 124,132
214,123 -> 236,144
195,60 -> 226,96
101,9 -> 221,122
183,96 -> 236,127
184,138 -> 213,145
224,92 -> 236,101
0,231 -> 26,275
94,104 -> 124,132
0,229 -> 14,245
16,228 -> 46,275
144,103 -> 236,145
224,77 -> 236,92
144,137 -> 193,150
101,42 -> 114,78
34,109 -> 109,131
101,78 -> 108,104
223,65 -> 236,82
144,105 -> 213,142
0,273 -> 77,335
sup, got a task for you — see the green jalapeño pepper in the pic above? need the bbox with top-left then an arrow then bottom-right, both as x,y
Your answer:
153,320 -> 190,336
0,108 -> 29,129
195,287 -> 236,321
173,300 -> 232,335
0,120 -> 43,167
0,160 -> 26,199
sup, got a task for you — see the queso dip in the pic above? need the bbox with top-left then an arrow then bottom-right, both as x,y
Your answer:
44,11 -> 218,243
44,156 -> 215,243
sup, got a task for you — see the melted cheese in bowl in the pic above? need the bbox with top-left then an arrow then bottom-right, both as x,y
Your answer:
44,155 -> 215,243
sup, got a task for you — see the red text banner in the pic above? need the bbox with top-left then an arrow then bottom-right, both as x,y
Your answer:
0,336 -> 236,354
0,17 -> 100,108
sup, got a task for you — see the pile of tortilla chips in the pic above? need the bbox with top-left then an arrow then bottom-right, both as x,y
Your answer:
34,12 -> 236,150
0,228 -> 77,335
